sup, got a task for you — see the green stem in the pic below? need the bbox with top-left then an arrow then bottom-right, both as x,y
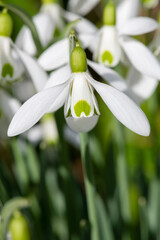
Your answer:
80,132 -> 99,240
114,121 -> 131,240
139,197 -> 149,240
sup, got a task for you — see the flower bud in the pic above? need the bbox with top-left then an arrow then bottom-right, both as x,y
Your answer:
41,0 -> 56,4
103,1 -> 116,26
9,211 -> 31,240
0,9 -> 13,37
71,46 -> 87,73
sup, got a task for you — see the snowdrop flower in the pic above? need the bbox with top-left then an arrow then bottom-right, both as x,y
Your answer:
142,0 -> 159,9
27,114 -> 59,145
68,0 -> 100,16
16,0 -> 97,56
116,0 -> 140,29
16,13 -> 55,57
8,46 -> 150,137
81,1 -> 160,80
0,10 -> 47,92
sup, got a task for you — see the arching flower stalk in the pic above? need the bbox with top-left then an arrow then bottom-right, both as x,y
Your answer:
8,45 -> 150,137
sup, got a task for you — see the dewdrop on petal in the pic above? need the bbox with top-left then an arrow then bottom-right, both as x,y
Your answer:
65,46 -> 100,132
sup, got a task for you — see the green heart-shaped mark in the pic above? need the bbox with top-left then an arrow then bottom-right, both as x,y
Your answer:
2,63 -> 14,78
102,50 -> 114,64
74,100 -> 91,117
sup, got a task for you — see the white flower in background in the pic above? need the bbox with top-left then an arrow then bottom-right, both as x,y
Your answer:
116,0 -> 140,29
142,0 -> 159,9
0,10 -> 47,92
16,0 -> 97,56
80,1 -> 160,80
68,0 -> 100,16
27,114 -> 59,145
8,46 -> 150,137
16,13 -> 55,56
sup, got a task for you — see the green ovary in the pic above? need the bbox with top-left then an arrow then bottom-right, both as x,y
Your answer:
102,50 -> 114,64
2,63 -> 14,78
74,100 -> 91,117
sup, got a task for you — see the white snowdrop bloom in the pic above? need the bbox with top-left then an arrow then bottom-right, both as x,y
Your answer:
8,46 -> 150,137
142,0 -> 159,9
80,2 -> 160,80
16,13 -> 55,56
68,0 -> 100,16
0,11 -> 47,92
116,0 -> 140,29
16,0 -> 97,57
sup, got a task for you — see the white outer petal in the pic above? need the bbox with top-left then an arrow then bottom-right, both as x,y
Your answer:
119,17 -> 158,36
117,0 -> 140,29
87,60 -> 127,91
68,0 -> 100,15
63,11 -> 97,34
8,82 -> 69,136
120,36 -> 160,80
38,38 -> 69,71
45,65 -> 71,89
96,26 -> 121,67
48,83 -> 71,113
15,13 -> 55,56
126,67 -> 158,104
86,73 -> 150,136
12,44 -> 48,92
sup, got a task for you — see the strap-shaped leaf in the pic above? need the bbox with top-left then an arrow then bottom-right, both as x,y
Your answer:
0,197 -> 30,240
0,3 -> 43,54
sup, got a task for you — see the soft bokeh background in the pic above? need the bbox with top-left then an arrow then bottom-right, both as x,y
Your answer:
0,1 -> 160,240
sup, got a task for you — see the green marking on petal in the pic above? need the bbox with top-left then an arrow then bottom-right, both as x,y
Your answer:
74,100 -> 91,117
66,108 -> 71,117
102,50 -> 114,64
2,63 -> 14,78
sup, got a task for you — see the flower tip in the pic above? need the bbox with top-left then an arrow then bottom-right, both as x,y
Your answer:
138,121 -> 151,137
7,126 -> 15,137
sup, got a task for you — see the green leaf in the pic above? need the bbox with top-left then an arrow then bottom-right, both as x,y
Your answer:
0,197 -> 30,240
96,195 -> 115,240
0,3 -> 43,54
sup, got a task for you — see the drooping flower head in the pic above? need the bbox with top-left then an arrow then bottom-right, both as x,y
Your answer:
0,9 -> 47,92
8,43 -> 150,137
